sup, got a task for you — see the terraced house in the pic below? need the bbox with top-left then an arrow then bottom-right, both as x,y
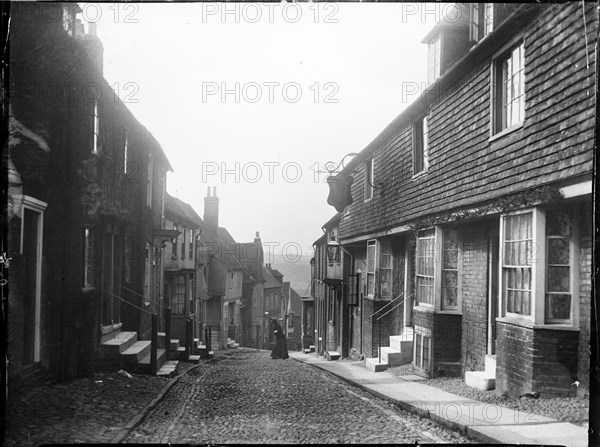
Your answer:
8,3 -> 173,382
316,2 -> 595,398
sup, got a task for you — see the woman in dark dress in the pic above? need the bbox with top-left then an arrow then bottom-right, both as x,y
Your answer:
270,319 -> 289,359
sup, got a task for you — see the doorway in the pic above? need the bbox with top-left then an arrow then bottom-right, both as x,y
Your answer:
101,229 -> 121,326
487,222 -> 500,355
20,197 -> 47,365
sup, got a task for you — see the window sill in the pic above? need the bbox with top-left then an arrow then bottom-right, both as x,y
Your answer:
434,309 -> 462,315
412,170 -> 428,181
489,122 -> 523,142
496,316 -> 578,331
81,286 -> 96,294
363,197 -> 373,203
414,305 -> 434,312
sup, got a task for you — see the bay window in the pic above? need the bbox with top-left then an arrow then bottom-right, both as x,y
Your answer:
415,227 -> 462,310
500,207 -> 578,326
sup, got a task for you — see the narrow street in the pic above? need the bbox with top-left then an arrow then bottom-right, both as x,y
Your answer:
125,350 -> 470,444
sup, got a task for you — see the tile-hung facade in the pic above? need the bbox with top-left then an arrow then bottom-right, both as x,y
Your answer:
322,2 -> 595,398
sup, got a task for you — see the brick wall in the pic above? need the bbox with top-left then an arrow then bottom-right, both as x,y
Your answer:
496,322 -> 534,396
497,321 -> 580,397
414,309 -> 461,377
460,222 -> 490,372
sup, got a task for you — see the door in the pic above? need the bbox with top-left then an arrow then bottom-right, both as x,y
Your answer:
101,230 -> 121,326
20,198 -> 46,365
488,223 -> 500,354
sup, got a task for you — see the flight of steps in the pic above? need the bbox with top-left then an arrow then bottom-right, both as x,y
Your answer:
465,354 -> 496,391
365,327 -> 414,372
100,325 -> 167,375
226,337 -> 239,348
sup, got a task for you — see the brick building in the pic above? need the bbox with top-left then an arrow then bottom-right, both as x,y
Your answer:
8,3 -> 172,382
315,2 -> 595,397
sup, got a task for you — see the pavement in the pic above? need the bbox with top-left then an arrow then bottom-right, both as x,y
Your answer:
290,350 -> 590,447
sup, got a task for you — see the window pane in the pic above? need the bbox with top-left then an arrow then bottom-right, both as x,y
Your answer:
423,336 -> 430,371
548,238 -> 570,265
521,291 -> 531,315
547,211 -> 573,236
548,266 -> 570,292
381,253 -> 392,269
380,269 -> 391,297
415,334 -> 422,368
442,271 -> 458,307
546,294 -> 571,321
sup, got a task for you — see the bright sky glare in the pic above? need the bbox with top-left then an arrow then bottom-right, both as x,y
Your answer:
87,2 -> 447,258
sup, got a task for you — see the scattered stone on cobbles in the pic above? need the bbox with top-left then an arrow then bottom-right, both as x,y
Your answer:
127,350 -> 472,444
388,363 -> 589,426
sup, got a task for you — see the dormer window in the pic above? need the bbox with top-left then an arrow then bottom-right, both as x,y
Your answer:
427,34 -> 441,85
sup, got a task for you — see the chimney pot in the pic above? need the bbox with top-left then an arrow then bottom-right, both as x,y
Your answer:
206,186 -> 211,197
213,186 -> 217,197
255,231 -> 259,238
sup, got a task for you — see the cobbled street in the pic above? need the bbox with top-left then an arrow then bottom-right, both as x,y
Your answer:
125,350 -> 471,444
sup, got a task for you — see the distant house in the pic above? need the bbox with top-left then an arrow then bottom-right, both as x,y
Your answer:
163,195 -> 204,347
314,2 -> 595,398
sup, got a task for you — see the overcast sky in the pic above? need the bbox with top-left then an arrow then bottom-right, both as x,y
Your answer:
87,2 -> 446,259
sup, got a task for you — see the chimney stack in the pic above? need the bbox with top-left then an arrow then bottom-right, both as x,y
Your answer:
204,186 -> 219,231
79,21 -> 104,74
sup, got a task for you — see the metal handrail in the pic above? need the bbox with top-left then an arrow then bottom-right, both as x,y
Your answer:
376,293 -> 414,321
121,284 -> 189,318
376,301 -> 404,321
370,292 -> 404,318
101,288 -> 154,316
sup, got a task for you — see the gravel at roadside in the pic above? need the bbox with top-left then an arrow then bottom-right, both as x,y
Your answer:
387,364 -> 589,426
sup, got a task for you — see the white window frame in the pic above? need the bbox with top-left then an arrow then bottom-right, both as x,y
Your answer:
83,227 -> 94,289
415,227 -> 462,311
413,326 -> 432,374
366,239 -> 377,298
92,101 -> 100,154
415,228 -> 436,307
123,129 -> 129,174
172,224 -> 178,260
379,240 -> 393,300
544,208 -> 579,325
490,37 -> 525,138
483,3 -> 494,36
500,209 -> 538,320
364,159 -> 374,202
181,227 -> 186,260
427,34 -> 441,85
146,153 -> 153,207
498,207 -> 579,327
412,116 -> 429,177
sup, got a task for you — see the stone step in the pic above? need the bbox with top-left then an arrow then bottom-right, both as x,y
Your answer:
132,348 -> 167,374
156,360 -> 179,377
325,351 -> 340,361
380,347 -> 412,366
465,370 -> 496,391
101,331 -> 138,354
121,340 -> 152,364
389,335 -> 413,352
100,323 -> 123,343
365,357 -> 388,372
170,339 -> 180,351
485,354 -> 497,375
309,345 -> 316,352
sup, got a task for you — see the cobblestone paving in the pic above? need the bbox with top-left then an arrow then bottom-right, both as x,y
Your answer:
4,369 -> 171,446
127,350 -> 472,444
